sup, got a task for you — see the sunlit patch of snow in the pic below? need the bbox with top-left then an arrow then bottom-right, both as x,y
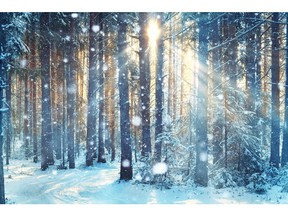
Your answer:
152,162 -> 168,175
52,170 -> 58,175
131,116 -> 141,126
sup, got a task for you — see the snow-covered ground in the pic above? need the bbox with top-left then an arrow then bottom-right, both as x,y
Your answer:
3,158 -> 288,204
1,157 -> 288,215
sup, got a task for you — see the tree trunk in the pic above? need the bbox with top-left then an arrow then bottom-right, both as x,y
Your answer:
40,13 -> 54,170
66,14 -> 77,169
98,13 -> 106,163
86,12 -> 98,166
29,15 -> 38,163
117,13 -> 133,180
139,12 -> 152,157
281,13 -> 288,167
104,25 -> 116,162
194,13 -> 209,187
0,13 -> 8,204
155,15 -> 164,162
270,12 -> 280,168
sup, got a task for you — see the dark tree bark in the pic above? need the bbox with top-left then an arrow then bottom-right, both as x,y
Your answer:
155,15 -> 164,162
117,13 -> 133,180
66,13 -> 77,169
270,12 -> 280,168
6,71 -> 12,165
0,13 -> 9,204
139,12 -> 152,157
98,13 -> 106,163
281,13 -> 288,167
195,13 -> 209,187
40,13 -> 54,170
86,12 -> 98,166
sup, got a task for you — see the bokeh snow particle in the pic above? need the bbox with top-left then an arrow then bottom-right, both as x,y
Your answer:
122,159 -> 130,168
132,116 -> 141,127
20,59 -> 27,68
71,13 -> 78,18
152,162 -> 168,175
135,173 -> 142,181
92,25 -> 100,33
52,170 -> 57,175
199,152 -> 208,162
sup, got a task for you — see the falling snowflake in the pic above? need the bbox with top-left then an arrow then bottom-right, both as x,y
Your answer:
20,59 -> 27,68
152,162 -> 168,175
122,159 -> 130,168
132,116 -> 141,126
71,13 -> 78,18
199,152 -> 208,162
217,94 -> 224,100
82,27 -> 88,33
63,58 -> 68,63
135,173 -> 142,181
135,25 -> 141,33
103,64 -> 108,71
92,25 -> 100,33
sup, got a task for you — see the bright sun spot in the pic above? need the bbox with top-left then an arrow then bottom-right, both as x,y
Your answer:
148,20 -> 160,47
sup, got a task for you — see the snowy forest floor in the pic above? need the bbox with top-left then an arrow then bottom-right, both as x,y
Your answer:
3,156 -> 288,205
